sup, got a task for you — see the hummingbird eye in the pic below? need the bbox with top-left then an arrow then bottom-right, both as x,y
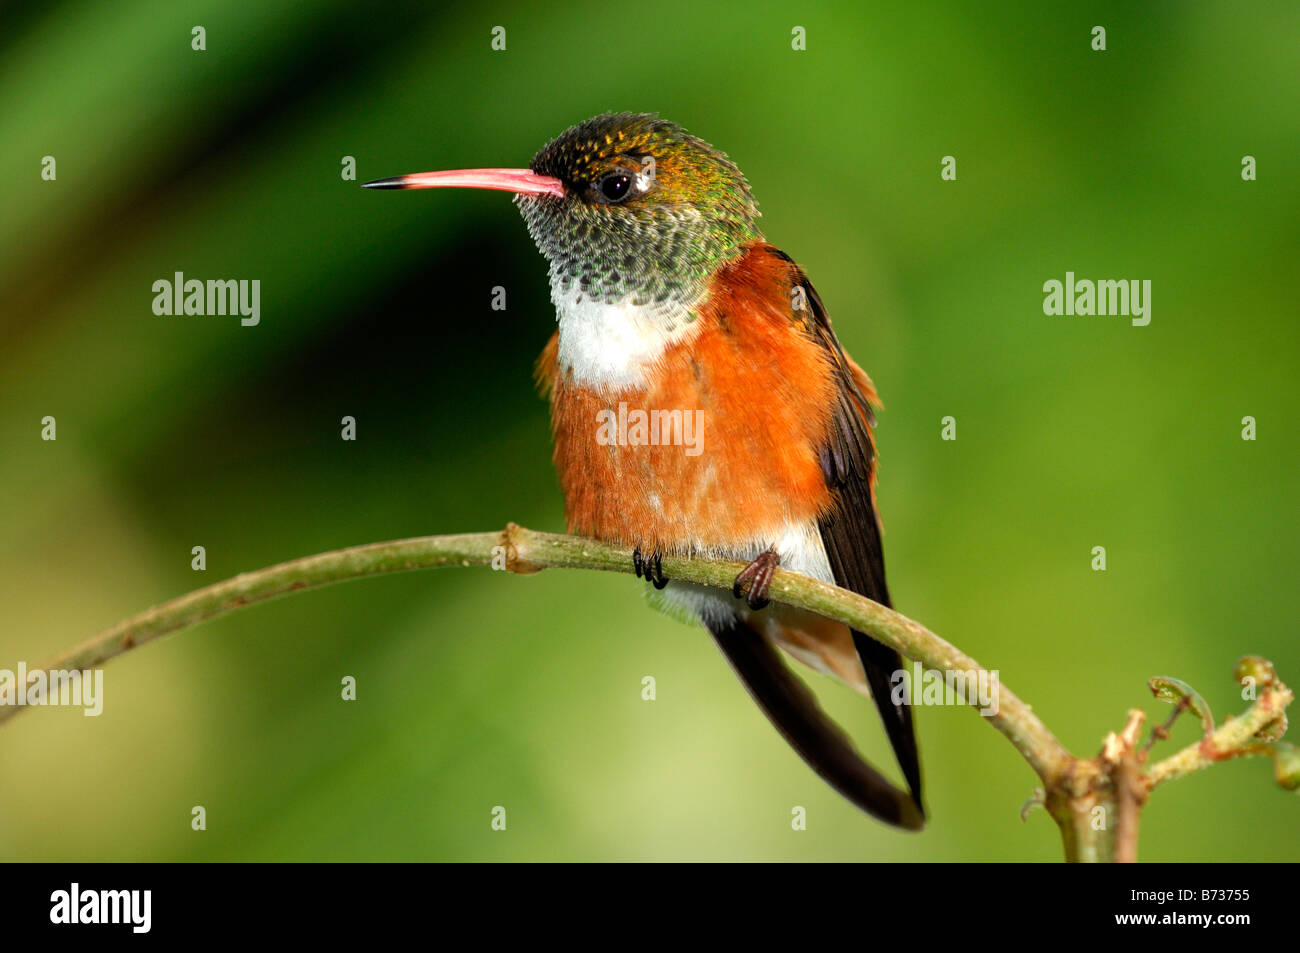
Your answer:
595,171 -> 634,203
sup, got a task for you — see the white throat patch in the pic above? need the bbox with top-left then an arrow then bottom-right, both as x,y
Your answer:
551,283 -> 702,391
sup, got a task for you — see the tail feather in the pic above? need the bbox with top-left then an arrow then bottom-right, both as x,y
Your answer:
707,614 -> 925,830
852,633 -> 922,804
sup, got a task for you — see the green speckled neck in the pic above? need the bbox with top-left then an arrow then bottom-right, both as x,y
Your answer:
515,114 -> 763,311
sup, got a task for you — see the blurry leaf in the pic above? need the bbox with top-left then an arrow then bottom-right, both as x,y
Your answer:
1235,655 -> 1279,690
1272,744 -> 1300,791
1149,677 -> 1215,735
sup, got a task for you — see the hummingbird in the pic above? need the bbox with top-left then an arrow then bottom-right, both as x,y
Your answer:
365,113 -> 923,829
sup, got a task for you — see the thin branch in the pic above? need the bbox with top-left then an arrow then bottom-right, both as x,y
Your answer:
1109,709 -> 1147,864
0,523 -> 1074,784
1146,679 -> 1293,789
1143,696 -> 1190,753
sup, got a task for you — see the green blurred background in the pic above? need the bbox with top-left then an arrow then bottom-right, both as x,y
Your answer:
2,0 -> 1296,861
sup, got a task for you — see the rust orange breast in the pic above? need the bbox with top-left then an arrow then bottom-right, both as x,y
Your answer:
536,244 -> 840,553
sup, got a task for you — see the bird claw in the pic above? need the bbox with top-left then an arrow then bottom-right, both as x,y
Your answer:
633,546 -> 668,589
733,547 -> 780,610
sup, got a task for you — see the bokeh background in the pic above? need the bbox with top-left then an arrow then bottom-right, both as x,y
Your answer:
1,0 -> 1296,861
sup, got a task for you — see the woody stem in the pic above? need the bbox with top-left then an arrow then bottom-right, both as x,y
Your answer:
0,524 -> 1116,856
1,524 -> 1073,779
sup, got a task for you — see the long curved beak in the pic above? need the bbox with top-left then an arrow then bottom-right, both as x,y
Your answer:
362,168 -> 565,198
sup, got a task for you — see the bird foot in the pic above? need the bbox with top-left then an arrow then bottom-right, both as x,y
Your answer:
733,547 -> 780,610
633,546 -> 669,589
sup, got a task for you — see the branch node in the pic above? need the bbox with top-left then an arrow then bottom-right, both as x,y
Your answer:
500,523 -> 544,575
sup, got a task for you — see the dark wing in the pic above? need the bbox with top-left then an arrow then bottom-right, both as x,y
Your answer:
772,246 -> 924,811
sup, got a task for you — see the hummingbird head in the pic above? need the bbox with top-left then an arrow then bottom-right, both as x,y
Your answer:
519,113 -> 761,307
365,113 -> 762,312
